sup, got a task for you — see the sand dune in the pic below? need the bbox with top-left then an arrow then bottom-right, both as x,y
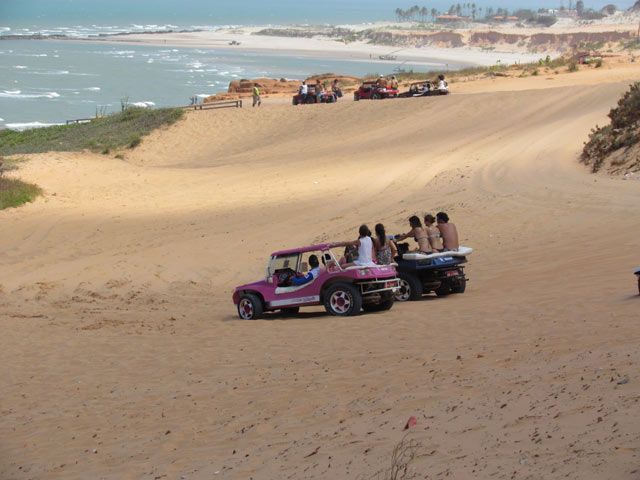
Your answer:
1,75 -> 639,479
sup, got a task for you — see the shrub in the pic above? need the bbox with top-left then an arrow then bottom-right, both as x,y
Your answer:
0,177 -> 42,210
568,61 -> 578,72
0,107 -> 184,156
581,82 -> 640,172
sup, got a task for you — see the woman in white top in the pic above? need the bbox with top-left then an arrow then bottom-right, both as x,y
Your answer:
332,225 -> 377,268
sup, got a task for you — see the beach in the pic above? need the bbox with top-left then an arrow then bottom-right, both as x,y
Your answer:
1,57 -> 640,479
92,27 -> 544,66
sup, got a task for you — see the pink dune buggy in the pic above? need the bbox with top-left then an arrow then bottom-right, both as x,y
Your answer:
232,243 -> 400,319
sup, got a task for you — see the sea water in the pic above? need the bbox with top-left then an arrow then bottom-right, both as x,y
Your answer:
0,40 -> 460,128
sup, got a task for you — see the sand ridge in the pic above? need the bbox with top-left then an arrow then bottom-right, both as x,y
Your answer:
1,68 -> 639,479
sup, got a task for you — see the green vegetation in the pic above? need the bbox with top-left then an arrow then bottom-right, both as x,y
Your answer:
0,107 -> 184,156
0,157 -> 42,209
0,173 -> 41,210
582,82 -> 640,172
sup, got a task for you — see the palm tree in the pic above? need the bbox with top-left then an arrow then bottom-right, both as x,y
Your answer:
431,7 -> 438,20
455,3 -> 462,16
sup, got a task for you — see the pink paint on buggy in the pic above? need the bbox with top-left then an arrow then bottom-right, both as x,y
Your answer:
232,243 -> 399,317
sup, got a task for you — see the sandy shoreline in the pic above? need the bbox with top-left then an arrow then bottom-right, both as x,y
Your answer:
71,29 -> 544,67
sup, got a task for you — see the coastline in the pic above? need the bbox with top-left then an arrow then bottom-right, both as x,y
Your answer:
47,28 -> 546,67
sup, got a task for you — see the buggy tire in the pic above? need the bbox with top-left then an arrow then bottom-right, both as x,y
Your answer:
434,282 -> 451,297
237,293 -> 263,320
324,282 -> 362,316
362,292 -> 394,312
372,92 -> 381,100
354,93 -> 360,101
450,276 -> 466,294
395,272 -> 423,301
292,98 -> 298,106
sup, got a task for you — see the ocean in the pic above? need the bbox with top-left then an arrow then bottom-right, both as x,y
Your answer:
0,40 -> 461,129
1,0 -> 632,129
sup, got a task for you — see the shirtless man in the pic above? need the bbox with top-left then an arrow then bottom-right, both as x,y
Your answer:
436,212 -> 459,251
424,214 -> 443,251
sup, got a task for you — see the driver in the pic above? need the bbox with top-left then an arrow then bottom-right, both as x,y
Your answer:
291,255 -> 321,286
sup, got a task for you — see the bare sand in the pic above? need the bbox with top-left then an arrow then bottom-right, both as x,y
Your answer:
1,63 -> 639,479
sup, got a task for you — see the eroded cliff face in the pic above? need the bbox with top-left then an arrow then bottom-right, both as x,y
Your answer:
362,29 -> 634,52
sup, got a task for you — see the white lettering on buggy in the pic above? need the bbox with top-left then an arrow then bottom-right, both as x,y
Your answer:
270,295 -> 320,307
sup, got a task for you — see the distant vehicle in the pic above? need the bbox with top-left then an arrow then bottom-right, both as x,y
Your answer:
353,81 -> 399,101
292,85 -> 337,105
399,81 -> 448,97
392,242 -> 471,301
228,40 -> 241,45
232,243 -> 400,319
379,54 -> 397,61
635,267 -> 640,295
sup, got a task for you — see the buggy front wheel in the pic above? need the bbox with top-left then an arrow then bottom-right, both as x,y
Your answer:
237,293 -> 263,320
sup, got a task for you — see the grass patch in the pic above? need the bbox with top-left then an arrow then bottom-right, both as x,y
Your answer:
0,107 -> 184,156
0,177 -> 41,210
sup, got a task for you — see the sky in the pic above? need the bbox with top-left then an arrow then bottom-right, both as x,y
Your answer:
0,0 -> 635,27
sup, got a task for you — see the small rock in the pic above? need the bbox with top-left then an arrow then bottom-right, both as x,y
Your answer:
404,416 -> 417,430
617,377 -> 629,385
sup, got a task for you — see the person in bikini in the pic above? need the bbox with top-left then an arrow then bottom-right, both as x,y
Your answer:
424,214 -> 444,252
395,216 -> 433,254
436,212 -> 459,251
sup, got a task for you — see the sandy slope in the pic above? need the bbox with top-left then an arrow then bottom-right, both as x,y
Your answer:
1,71 -> 639,479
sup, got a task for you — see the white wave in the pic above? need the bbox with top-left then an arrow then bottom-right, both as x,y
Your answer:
0,90 -> 60,99
85,87 -> 101,91
0,118 -> 4,122
130,101 -> 155,108
31,69 -> 69,75
147,59 -> 154,63
14,65 -> 27,69
6,122 -> 63,131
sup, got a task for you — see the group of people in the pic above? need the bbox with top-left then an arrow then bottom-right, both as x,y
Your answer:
287,213 -> 459,286
332,212 -> 459,267
409,74 -> 449,95
298,79 -> 343,103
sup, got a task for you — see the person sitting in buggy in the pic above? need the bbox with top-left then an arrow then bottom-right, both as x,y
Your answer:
290,254 -> 321,286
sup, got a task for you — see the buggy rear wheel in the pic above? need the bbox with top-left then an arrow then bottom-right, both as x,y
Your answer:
450,276 -> 466,294
237,293 -> 263,320
324,283 -> 362,316
362,292 -> 394,312
395,272 -> 423,301
372,92 -> 381,100
434,282 -> 451,297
